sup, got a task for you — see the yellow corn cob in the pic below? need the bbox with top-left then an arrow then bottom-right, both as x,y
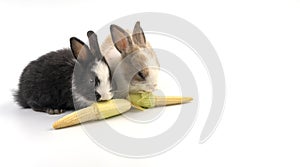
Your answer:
53,99 -> 131,129
128,92 -> 193,109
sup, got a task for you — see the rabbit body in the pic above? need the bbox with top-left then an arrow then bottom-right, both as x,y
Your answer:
14,32 -> 113,114
15,49 -> 75,114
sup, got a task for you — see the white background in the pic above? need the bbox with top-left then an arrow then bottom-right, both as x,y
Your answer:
0,0 -> 300,166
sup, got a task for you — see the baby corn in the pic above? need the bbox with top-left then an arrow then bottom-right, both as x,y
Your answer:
53,94 -> 193,129
128,92 -> 193,109
53,99 -> 131,129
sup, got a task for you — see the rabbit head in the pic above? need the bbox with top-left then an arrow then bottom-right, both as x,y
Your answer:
70,32 -> 113,108
110,21 -> 160,94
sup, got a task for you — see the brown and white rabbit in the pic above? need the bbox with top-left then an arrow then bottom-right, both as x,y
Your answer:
101,21 -> 160,98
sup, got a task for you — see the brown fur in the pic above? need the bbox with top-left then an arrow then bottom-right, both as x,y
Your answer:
100,22 -> 160,98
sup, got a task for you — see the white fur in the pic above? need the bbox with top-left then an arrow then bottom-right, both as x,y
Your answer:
71,61 -> 113,108
100,36 -> 122,72
92,61 -> 113,100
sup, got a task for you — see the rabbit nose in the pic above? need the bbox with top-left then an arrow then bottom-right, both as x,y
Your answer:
95,92 -> 101,102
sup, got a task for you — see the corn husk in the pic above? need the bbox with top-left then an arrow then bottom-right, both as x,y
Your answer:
128,92 -> 193,109
53,99 -> 131,129
53,93 -> 193,129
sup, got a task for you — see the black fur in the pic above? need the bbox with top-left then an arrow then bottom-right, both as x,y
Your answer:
14,49 -> 75,112
14,33 -> 112,114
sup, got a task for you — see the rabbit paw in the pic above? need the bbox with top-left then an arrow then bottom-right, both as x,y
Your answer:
46,109 -> 65,115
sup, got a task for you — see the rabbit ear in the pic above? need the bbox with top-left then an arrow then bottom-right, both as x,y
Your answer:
70,37 -> 92,64
87,31 -> 102,60
132,21 -> 146,47
110,24 -> 133,54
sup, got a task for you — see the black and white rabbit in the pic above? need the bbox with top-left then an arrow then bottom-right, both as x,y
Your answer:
101,21 -> 160,98
14,31 -> 113,114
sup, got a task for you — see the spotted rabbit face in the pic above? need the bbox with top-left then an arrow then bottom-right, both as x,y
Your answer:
70,33 -> 113,108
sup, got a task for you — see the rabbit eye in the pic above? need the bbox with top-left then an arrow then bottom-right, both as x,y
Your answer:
89,79 -> 94,84
138,71 -> 146,80
95,77 -> 100,86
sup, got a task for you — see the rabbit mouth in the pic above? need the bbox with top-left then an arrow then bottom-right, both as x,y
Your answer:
137,90 -> 150,93
129,85 -> 156,93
